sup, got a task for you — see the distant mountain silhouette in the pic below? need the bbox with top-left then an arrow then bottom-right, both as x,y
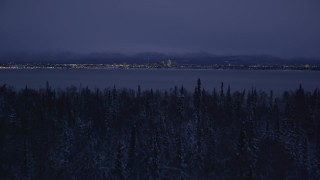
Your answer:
1,52 -> 319,65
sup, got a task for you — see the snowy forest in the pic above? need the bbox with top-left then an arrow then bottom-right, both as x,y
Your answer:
0,79 -> 320,179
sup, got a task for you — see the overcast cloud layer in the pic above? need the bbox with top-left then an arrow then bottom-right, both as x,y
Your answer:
0,0 -> 320,57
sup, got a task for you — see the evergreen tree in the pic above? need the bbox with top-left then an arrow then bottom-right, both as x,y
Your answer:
127,124 -> 137,178
112,144 -> 125,180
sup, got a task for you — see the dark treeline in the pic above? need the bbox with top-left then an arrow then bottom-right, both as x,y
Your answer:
0,80 -> 320,179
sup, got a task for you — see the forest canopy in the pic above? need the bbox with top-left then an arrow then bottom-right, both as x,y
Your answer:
0,80 -> 319,179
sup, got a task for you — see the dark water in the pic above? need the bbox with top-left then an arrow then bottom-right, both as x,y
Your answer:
0,69 -> 319,94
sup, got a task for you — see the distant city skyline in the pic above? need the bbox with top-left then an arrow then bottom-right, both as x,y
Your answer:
0,0 -> 320,58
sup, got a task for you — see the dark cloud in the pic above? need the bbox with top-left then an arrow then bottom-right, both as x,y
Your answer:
0,0 -> 320,57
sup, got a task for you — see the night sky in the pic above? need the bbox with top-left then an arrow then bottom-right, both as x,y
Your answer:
0,0 -> 320,58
